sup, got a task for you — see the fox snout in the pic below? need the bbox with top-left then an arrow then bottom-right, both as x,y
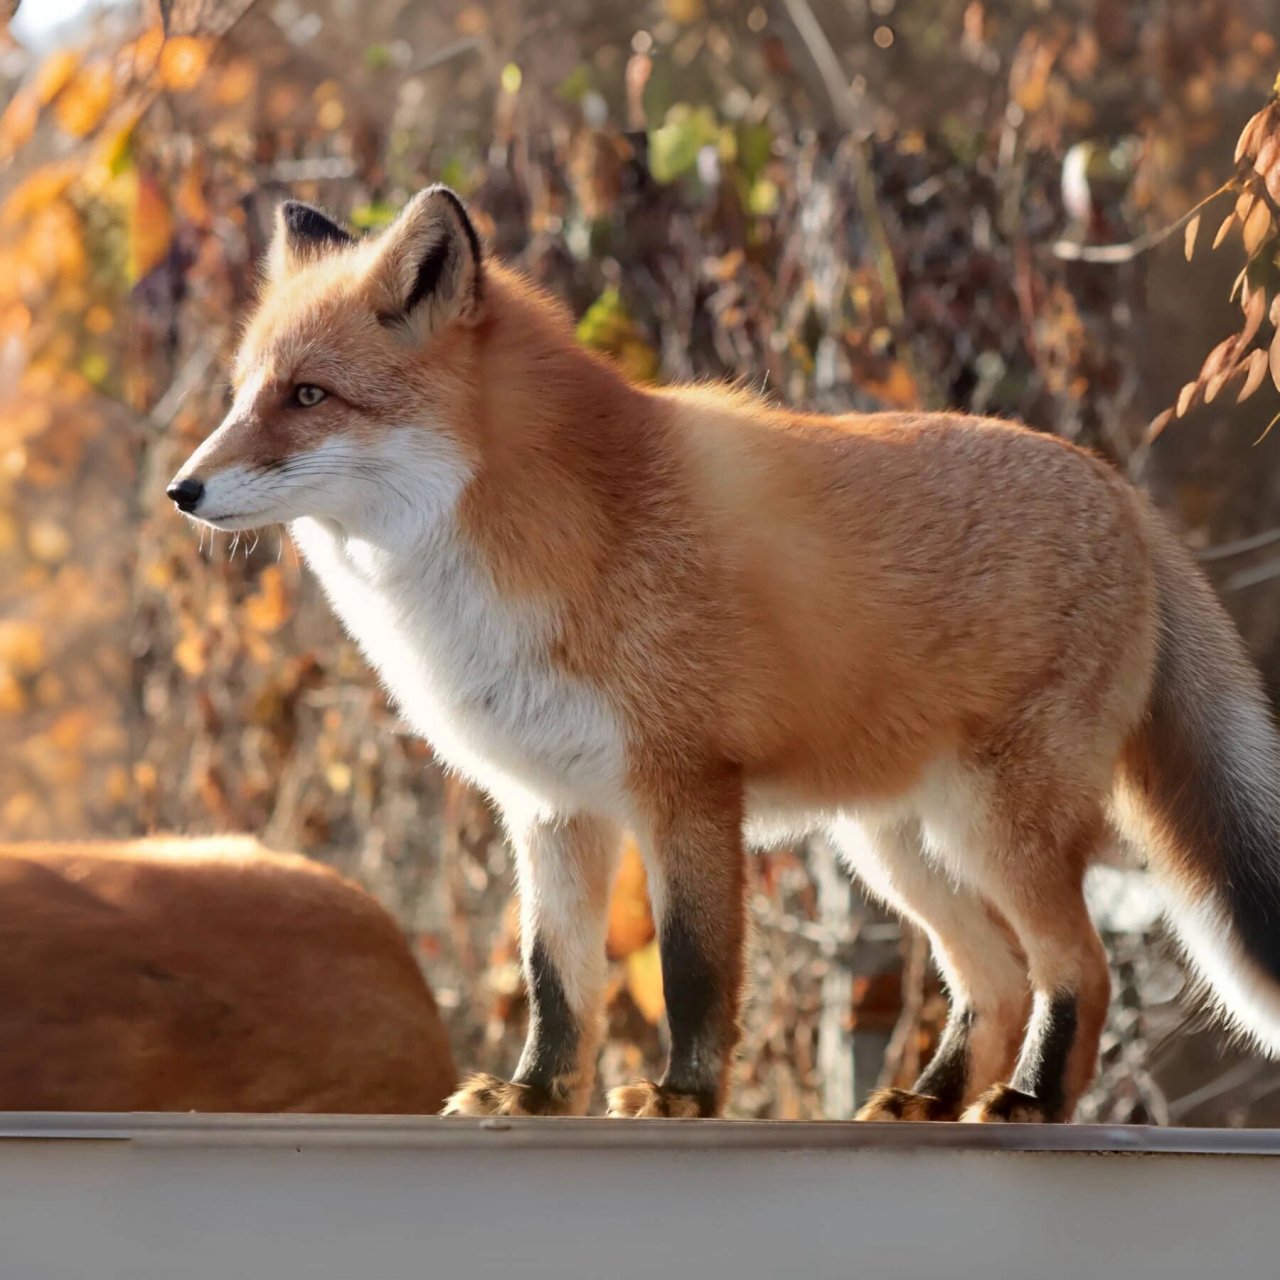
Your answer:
167,475 -> 205,513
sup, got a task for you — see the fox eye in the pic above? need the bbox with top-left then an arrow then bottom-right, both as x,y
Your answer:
292,384 -> 327,408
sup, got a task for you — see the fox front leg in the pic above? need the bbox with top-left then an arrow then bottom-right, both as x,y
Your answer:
442,812 -> 619,1117
608,768 -> 746,1118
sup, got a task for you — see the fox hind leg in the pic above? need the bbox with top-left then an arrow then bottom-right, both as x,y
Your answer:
832,820 -> 1031,1121
956,807 -> 1111,1124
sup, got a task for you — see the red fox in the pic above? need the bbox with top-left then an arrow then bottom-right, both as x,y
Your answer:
170,187 -> 1280,1123
0,837 -> 456,1113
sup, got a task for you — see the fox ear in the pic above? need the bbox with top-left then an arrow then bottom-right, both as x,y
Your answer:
268,202 -> 355,279
369,186 -> 484,332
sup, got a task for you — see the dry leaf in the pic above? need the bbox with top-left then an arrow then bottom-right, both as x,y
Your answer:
1213,212 -> 1237,249
1176,381 -> 1198,418
1184,213 -> 1201,262
1257,136 -> 1280,175
1236,189 -> 1256,224
1267,159 -> 1280,208
1237,348 -> 1269,402
1270,330 -> 1280,393
1242,289 -> 1267,347
1199,336 -> 1238,381
1236,107 -> 1266,162
1204,369 -> 1232,404
1242,199 -> 1272,255
626,939 -> 665,1024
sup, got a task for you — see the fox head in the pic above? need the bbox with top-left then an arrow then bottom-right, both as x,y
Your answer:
168,186 -> 486,536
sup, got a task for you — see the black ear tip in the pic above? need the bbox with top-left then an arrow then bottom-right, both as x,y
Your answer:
425,185 -> 484,268
281,200 -> 317,230
281,201 -> 355,248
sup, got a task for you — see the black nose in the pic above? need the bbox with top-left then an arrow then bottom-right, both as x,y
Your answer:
167,477 -> 204,513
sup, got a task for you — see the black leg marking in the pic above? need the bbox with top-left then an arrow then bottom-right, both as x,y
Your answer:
1012,991 -> 1078,1120
914,1006 -> 974,1114
657,909 -> 727,1113
513,937 -> 579,1100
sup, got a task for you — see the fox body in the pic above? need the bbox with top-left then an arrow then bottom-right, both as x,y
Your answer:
172,188 -> 1280,1122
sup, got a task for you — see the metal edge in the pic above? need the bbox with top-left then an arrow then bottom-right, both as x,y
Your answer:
2,1112 -> 1280,1156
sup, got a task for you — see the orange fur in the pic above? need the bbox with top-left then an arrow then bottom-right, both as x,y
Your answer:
0,838 -> 455,1113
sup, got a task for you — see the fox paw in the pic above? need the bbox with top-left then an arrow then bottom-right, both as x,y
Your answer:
606,1080 -> 715,1118
440,1072 -> 571,1117
961,1084 -> 1055,1124
854,1087 -> 956,1122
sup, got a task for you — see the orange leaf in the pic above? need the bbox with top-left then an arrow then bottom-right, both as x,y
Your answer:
606,837 -> 655,960
864,361 -> 919,410
118,26 -> 165,82
53,63 -> 113,138
0,620 -> 45,676
1212,212 -> 1236,249
626,940 -> 665,1024
0,89 -> 37,161
211,58 -> 256,108
130,174 -> 172,282
245,566 -> 290,632
1,162 -> 76,226
159,37 -> 213,92
34,48 -> 82,105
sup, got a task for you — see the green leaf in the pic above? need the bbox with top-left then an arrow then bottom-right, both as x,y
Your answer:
350,201 -> 397,231
648,105 -> 718,184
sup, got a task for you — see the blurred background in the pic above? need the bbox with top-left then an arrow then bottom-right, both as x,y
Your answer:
3,0 -> 1280,1124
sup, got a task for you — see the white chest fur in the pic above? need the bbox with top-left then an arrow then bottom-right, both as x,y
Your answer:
290,515 -> 627,818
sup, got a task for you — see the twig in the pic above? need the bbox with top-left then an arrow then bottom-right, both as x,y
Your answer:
1224,555 -> 1280,592
877,929 -> 928,1089
1052,181 -> 1232,264
148,344 -> 219,430
406,36 -> 483,77
1165,1058 -> 1265,1122
1196,527 -> 1280,562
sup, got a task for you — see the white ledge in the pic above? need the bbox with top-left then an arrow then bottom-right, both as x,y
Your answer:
5,1114 -> 1280,1278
